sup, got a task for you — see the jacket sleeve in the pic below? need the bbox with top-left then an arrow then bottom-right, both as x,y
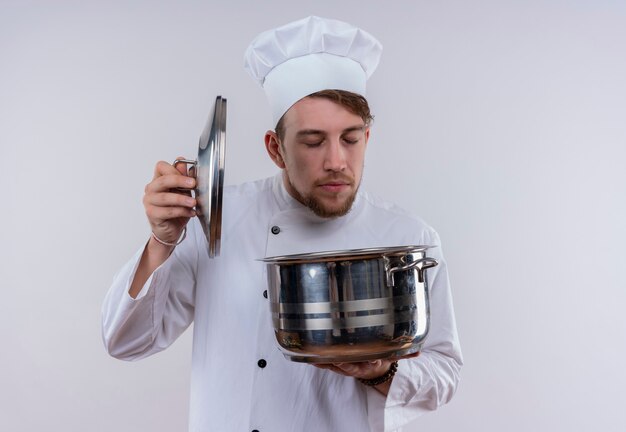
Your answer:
101,221 -> 201,361
366,230 -> 463,431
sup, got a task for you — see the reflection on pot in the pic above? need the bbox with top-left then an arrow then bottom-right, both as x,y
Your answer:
262,246 -> 438,363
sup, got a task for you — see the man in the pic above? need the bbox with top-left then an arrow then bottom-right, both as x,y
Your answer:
102,16 -> 462,431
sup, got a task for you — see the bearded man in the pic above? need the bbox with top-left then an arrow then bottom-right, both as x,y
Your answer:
102,16 -> 462,432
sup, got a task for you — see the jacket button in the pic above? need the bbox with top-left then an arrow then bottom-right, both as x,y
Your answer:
271,225 -> 280,235
263,290 -> 268,299
252,430 -> 260,432
257,359 -> 267,368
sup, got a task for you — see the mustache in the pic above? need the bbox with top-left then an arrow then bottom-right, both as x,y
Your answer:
314,174 -> 354,186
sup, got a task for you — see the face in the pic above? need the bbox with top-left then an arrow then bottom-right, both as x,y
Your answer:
265,97 -> 369,218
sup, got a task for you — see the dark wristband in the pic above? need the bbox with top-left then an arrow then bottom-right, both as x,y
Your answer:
357,361 -> 398,387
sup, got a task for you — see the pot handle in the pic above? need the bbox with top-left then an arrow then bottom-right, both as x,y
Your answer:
173,158 -> 198,173
387,257 -> 439,287
172,159 -> 198,191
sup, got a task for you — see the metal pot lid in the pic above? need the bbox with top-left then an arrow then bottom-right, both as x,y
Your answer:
260,245 -> 434,264
194,96 -> 226,258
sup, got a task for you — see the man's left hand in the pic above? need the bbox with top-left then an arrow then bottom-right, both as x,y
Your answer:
313,352 -> 419,395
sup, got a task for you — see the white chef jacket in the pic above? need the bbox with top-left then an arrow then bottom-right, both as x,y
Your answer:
102,174 -> 462,432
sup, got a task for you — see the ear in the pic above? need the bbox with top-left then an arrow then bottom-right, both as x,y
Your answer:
265,130 -> 286,169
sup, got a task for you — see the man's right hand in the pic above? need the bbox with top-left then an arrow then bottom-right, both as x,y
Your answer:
144,159 -> 197,244
128,159 -> 196,298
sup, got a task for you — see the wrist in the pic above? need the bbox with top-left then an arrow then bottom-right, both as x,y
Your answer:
357,360 -> 398,387
151,226 -> 187,247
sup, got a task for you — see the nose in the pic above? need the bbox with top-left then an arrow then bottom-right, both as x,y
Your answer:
323,139 -> 347,172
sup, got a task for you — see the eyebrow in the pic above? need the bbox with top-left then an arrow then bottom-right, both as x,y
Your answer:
295,125 -> 367,138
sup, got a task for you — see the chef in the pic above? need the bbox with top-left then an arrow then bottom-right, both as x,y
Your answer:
102,16 -> 462,432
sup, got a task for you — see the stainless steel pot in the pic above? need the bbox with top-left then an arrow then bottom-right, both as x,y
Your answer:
261,246 -> 438,363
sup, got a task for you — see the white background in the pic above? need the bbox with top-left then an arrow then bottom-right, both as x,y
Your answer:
2,1 -> 625,431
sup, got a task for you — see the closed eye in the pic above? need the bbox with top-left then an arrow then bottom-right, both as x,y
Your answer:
342,135 -> 361,144
296,130 -> 325,147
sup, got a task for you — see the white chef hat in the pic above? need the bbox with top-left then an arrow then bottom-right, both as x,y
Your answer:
244,16 -> 382,124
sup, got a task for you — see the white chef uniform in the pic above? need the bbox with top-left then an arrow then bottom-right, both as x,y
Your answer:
102,174 -> 463,432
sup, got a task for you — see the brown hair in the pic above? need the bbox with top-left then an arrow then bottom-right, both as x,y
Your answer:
275,89 -> 374,141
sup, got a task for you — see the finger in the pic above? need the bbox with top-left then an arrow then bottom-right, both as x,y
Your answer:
146,173 -> 196,194
146,191 -> 196,209
334,360 -> 391,379
333,362 -> 363,375
335,362 -> 372,377
173,156 -> 191,176
153,160 -> 183,178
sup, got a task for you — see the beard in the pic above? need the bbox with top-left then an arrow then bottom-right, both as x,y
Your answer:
288,175 -> 359,218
